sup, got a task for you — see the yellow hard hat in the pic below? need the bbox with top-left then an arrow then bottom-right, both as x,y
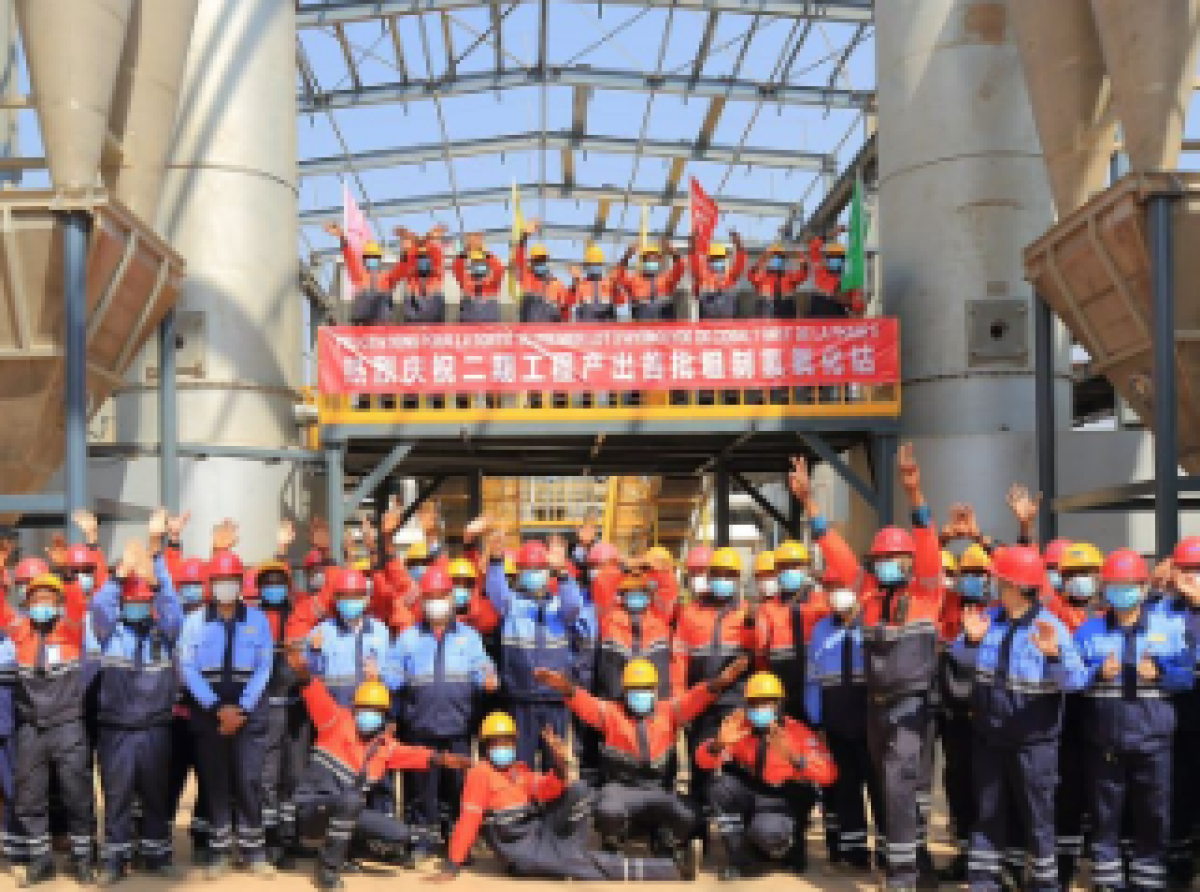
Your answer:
28,573 -> 64,597
767,243 -> 785,256
504,556 -> 517,576
707,242 -> 728,259
480,711 -> 518,740
256,559 -> 291,581
469,249 -> 486,262
362,241 -> 383,259
449,558 -> 477,580
709,547 -> 742,574
774,541 -> 810,565
353,680 -> 391,711
824,242 -> 846,257
754,551 -> 776,575
622,658 -> 659,690
941,551 -> 958,574
353,558 -> 372,573
646,545 -> 673,565
745,671 -> 785,701
530,243 -> 549,260
1061,542 -> 1104,573
407,542 -> 430,562
585,245 -> 605,264
959,544 -> 992,572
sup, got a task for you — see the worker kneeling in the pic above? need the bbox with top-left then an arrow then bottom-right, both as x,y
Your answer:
696,671 -> 838,881
435,712 -> 699,882
286,647 -> 470,890
533,656 -> 746,861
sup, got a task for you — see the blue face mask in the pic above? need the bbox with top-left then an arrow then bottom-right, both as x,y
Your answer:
959,575 -> 992,602
709,260 -> 727,274
532,262 -> 550,277
409,565 -> 427,583
470,262 -> 488,278
626,689 -> 656,716
364,257 -> 382,271
873,559 -> 908,587
1065,575 -> 1096,601
179,583 -> 205,604
778,568 -> 809,592
28,602 -> 57,624
337,598 -> 366,621
122,601 -> 153,623
78,574 -> 95,594
624,592 -> 649,613
416,256 -> 432,276
710,578 -> 738,599
643,260 -> 661,275
260,584 -> 289,605
747,705 -> 776,730
767,256 -> 785,272
355,710 -> 384,737
489,745 -> 516,768
1047,570 -> 1063,592
825,257 -> 844,274
452,586 -> 472,610
1105,584 -> 1143,612
520,569 -> 549,593
586,264 -> 604,280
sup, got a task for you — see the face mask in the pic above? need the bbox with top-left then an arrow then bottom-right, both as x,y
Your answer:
643,260 -> 660,275
779,568 -> 809,592
123,601 -> 153,623
532,262 -> 549,277
309,572 -> 325,592
520,569 -> 548,593
260,584 -> 289,606
959,575 -> 993,602
710,578 -> 737,599
747,705 -> 776,729
767,256 -> 785,272
625,689 -> 656,716
452,586 -> 472,611
758,579 -> 780,598
624,592 -> 649,613
364,257 -> 382,271
873,559 -> 908,587
1065,575 -> 1096,602
489,745 -> 516,768
409,565 -> 427,583
424,598 -> 451,623
1046,570 -> 1062,591
212,581 -> 241,604
709,260 -> 726,274
355,710 -> 384,737
416,256 -> 432,276
825,258 -> 844,274
829,588 -> 857,614
337,598 -> 366,621
28,602 -> 57,624
1105,584 -> 1143,612
585,264 -> 603,280
470,262 -> 488,278
78,574 -> 94,594
588,567 -> 601,581
179,583 -> 205,605
691,575 -> 709,596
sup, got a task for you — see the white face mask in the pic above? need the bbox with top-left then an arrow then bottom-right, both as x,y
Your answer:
691,575 -> 709,595
212,580 -> 241,604
758,579 -> 780,598
829,588 -> 857,615
423,598 -> 451,623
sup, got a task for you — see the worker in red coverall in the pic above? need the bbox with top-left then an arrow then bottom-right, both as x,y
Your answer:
324,221 -> 410,326
807,231 -> 859,320
398,227 -> 448,325
431,713 -> 698,882
584,541 -> 624,618
617,238 -> 686,322
698,671 -> 837,880
748,243 -> 808,320
512,222 -> 571,323
453,234 -> 506,324
689,230 -> 747,404
808,442 -> 943,890
637,546 -> 682,628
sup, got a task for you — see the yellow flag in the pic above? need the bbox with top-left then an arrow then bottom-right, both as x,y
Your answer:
509,180 -> 524,299
639,203 -> 649,254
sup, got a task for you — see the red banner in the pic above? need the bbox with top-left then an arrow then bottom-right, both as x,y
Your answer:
689,177 -> 718,254
318,320 -> 898,395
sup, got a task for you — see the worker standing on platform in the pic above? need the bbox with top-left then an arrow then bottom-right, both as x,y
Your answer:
808,229 -> 859,319
1075,549 -> 1192,892
324,222 -> 410,326
399,227 -> 449,325
688,231 -> 747,320
513,221 -> 571,323
567,245 -> 625,322
177,542 -> 274,879
953,546 -> 1087,892
617,237 -> 686,321
747,244 -> 808,320
453,233 -> 506,323
383,564 -> 497,861
89,524 -> 183,886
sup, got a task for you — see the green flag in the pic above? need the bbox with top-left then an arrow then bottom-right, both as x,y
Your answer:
840,173 -> 870,294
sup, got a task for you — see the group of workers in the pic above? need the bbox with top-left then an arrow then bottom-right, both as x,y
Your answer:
0,446 -> 1196,892
325,219 -> 858,326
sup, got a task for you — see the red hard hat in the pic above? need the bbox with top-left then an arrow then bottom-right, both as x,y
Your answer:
992,545 -> 1045,589
869,527 -> 915,558
15,557 -> 49,584
65,544 -> 95,570
685,545 -> 714,572
121,577 -> 155,603
1043,539 -> 1071,569
336,568 -> 370,596
207,551 -> 244,580
176,558 -> 207,585
822,560 -> 859,589
1100,548 -> 1149,585
516,541 -> 548,569
588,542 -> 619,565
420,564 -> 453,596
303,549 -> 327,570
1173,536 -> 1200,568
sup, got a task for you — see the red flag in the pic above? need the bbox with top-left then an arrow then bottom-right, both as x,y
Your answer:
341,182 -> 374,300
689,177 -> 719,253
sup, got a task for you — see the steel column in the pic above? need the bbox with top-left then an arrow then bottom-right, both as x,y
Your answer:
158,310 -> 180,512
714,462 -> 730,548
467,470 -> 483,519
1149,193 -> 1180,557
870,434 -> 896,527
728,469 -> 791,533
326,445 -> 345,563
788,483 -> 803,539
62,210 -> 90,544
1033,295 -> 1057,544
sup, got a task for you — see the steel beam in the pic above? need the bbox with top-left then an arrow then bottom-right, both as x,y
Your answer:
869,433 -> 896,527
714,462 -> 731,548
62,210 -> 90,544
728,469 -> 791,532
346,440 -> 414,513
333,23 -> 362,91
441,12 -> 456,78
299,68 -> 873,112
804,131 -> 877,235
1033,296 -> 1057,543
1150,193 -> 1180,557
297,1 -> 875,27
159,311 -> 180,513
386,15 -> 408,80
798,431 -> 877,512
490,1 -> 503,72
399,475 -> 448,528
0,494 -> 66,514
326,445 -> 346,563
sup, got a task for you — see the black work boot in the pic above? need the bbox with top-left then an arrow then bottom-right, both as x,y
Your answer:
96,861 -> 125,886
916,845 -> 939,889
674,838 -> 702,881
16,858 -> 56,888
71,859 -> 95,884
938,852 -> 968,883
316,862 -> 344,890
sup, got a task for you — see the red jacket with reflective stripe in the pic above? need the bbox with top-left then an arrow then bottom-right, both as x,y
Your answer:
454,253 -> 506,300
449,761 -> 565,867
340,238 -> 408,294
694,716 -> 837,787
597,607 -> 675,700
671,599 -> 761,709
616,258 -> 686,303
0,596 -> 87,726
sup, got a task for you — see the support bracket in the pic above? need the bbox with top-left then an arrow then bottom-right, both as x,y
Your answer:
346,441 -> 414,514
728,469 -> 792,533
798,431 -> 879,511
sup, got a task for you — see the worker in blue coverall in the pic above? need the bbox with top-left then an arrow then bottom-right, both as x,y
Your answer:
952,545 -> 1088,892
1074,549 -> 1193,892
306,567 -> 392,709
87,526 -> 183,885
177,548 -> 274,879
